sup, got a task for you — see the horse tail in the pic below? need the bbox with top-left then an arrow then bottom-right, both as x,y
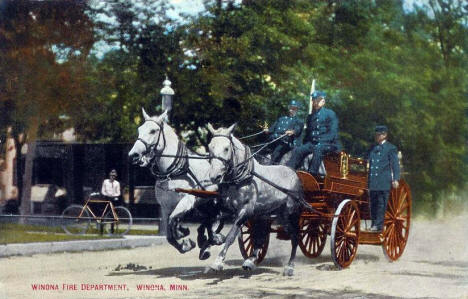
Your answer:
295,188 -> 316,213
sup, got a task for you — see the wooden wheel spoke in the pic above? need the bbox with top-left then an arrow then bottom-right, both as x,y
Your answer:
397,191 -> 407,209
338,242 -> 346,261
307,235 -> 313,252
396,203 -> 409,216
336,223 -> 346,234
347,217 -> 359,231
345,209 -> 355,229
246,241 -> 253,253
343,242 -> 350,261
312,238 -> 317,253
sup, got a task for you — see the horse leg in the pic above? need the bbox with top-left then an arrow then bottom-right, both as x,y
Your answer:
197,224 -> 208,248
242,217 -> 269,271
168,195 -> 197,253
209,208 -> 249,272
164,217 -> 190,254
283,212 -> 300,276
197,221 -> 213,261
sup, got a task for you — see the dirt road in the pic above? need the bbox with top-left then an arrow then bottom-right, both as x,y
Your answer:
1,215 -> 467,299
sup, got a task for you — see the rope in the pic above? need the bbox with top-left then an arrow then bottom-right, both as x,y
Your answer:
239,130 -> 265,140
250,133 -> 287,158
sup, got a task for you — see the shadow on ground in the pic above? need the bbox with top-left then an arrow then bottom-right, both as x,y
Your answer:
107,264 -> 277,285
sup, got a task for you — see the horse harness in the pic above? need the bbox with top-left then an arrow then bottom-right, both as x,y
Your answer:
210,134 -> 308,205
210,134 -> 254,186
138,119 -> 206,190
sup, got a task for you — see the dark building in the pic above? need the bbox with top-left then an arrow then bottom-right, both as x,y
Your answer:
31,141 -> 159,218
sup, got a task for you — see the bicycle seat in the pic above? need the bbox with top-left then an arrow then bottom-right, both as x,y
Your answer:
89,192 -> 101,198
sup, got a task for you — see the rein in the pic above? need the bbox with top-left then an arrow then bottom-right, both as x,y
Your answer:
239,130 -> 265,140
210,133 -> 318,213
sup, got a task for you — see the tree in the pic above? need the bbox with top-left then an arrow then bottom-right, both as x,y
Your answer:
0,0 -> 94,213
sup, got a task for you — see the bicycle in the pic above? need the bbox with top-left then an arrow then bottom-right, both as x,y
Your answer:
61,193 -> 133,236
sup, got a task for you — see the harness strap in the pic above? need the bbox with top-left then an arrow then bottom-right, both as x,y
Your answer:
251,170 -> 318,214
150,141 -> 189,179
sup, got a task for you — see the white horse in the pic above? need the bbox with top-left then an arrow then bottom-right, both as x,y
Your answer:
128,109 -> 224,259
206,123 -> 313,276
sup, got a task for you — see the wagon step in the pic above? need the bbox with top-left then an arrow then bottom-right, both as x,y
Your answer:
358,231 -> 383,245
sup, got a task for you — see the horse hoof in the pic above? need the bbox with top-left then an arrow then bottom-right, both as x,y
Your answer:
210,258 -> 224,271
199,249 -> 211,260
282,265 -> 294,276
180,239 -> 196,253
242,259 -> 256,271
212,233 -> 226,245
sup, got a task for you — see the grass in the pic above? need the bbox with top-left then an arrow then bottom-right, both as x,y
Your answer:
0,222 -> 159,245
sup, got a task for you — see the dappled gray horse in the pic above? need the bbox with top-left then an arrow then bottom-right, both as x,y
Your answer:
128,109 -> 224,259
206,123 -> 312,276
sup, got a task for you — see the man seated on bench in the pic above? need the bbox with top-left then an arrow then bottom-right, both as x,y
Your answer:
286,91 -> 341,175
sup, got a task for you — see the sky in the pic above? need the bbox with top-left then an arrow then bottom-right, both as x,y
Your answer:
90,0 -> 433,58
167,0 -> 205,19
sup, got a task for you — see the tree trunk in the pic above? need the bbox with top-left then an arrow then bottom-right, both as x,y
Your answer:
13,136 -> 23,207
19,141 -> 36,220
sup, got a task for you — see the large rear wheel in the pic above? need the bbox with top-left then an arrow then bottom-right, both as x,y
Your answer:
382,180 -> 411,261
331,199 -> 360,269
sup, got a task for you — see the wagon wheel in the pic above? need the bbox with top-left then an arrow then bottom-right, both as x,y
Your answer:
298,216 -> 327,258
61,205 -> 90,235
382,180 -> 412,261
237,220 -> 270,265
330,199 -> 360,269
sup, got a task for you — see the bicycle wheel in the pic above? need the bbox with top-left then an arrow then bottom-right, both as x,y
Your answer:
112,206 -> 133,236
61,205 -> 90,235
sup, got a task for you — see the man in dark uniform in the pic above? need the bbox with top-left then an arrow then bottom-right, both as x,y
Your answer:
368,125 -> 400,232
264,100 -> 303,164
286,91 -> 341,174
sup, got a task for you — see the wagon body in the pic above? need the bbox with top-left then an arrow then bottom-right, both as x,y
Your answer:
238,151 -> 412,268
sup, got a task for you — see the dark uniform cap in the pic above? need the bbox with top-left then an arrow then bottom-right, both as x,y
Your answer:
311,91 -> 326,100
375,125 -> 388,133
289,100 -> 300,108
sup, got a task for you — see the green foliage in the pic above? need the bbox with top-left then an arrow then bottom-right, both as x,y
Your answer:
1,0 -> 466,215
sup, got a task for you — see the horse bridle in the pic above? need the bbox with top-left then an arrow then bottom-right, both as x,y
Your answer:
209,134 -> 237,170
209,134 -> 253,184
137,119 -> 166,158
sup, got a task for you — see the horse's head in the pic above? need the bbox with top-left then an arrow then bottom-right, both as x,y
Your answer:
128,108 -> 168,167
207,123 -> 237,183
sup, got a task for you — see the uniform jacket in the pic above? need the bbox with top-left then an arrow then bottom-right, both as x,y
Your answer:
303,107 -> 341,149
368,141 -> 400,191
269,115 -> 303,145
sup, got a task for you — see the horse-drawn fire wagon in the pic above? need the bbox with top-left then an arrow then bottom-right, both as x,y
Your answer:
237,151 -> 411,269
130,111 -> 411,273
